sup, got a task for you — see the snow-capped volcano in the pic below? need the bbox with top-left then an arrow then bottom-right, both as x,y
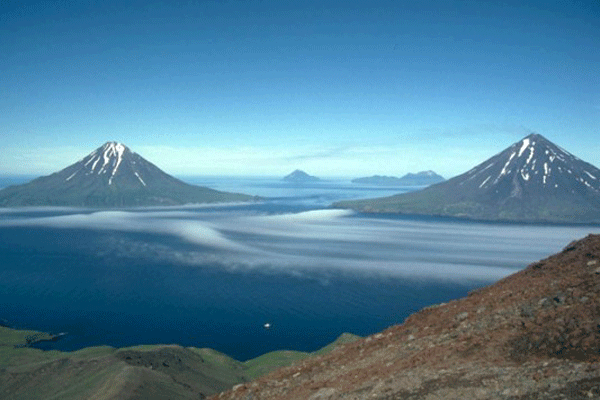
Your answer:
335,133 -> 600,223
0,142 -> 256,207
63,142 -> 147,187
59,141 -> 168,190
462,133 -> 600,196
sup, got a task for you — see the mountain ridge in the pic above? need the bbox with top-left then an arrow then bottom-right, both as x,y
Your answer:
0,142 -> 256,207
352,170 -> 445,186
335,133 -> 600,223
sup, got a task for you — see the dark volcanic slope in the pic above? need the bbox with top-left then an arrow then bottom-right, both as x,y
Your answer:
215,234 -> 600,400
0,142 -> 256,207
335,133 -> 600,223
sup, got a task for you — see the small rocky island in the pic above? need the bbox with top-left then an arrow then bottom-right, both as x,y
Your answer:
283,170 -> 320,183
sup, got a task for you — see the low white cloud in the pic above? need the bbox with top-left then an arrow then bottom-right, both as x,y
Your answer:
0,210 -> 250,253
2,207 -> 593,283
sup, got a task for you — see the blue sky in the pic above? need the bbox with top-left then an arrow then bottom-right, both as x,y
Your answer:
1,0 -> 598,177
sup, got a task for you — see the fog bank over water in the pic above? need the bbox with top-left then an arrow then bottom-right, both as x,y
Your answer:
1,204 -> 596,283
1,177 -> 599,357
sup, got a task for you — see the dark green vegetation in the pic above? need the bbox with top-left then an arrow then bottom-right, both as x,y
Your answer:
0,326 -> 359,399
0,142 -> 256,207
351,171 -> 445,186
335,134 -> 600,223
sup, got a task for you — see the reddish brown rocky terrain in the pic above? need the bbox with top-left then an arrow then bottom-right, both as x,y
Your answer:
214,234 -> 600,400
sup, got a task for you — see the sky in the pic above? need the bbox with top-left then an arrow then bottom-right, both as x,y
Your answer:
1,0 -> 598,178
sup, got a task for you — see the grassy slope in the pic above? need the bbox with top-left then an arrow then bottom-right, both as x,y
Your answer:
242,332 -> 362,379
0,326 -> 360,399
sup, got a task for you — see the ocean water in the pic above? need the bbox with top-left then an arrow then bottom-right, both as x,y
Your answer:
0,176 -> 598,360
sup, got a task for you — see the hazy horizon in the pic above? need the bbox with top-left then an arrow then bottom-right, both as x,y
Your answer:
0,169 -> 446,181
0,132 -> 596,182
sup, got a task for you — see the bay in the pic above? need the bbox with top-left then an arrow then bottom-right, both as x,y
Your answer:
0,176 -> 597,360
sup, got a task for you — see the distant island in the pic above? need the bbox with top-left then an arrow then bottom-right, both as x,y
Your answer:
0,142 -> 257,207
283,170 -> 320,183
352,171 -> 445,186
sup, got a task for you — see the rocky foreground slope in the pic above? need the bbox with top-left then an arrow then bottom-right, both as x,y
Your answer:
215,234 -> 600,400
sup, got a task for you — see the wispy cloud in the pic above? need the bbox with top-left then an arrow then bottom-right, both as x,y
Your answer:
0,210 -> 251,253
0,123 -> 541,178
135,143 -> 433,177
2,208 -> 593,282
284,146 -> 354,161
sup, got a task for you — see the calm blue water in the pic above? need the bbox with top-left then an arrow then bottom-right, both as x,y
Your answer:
0,176 -> 598,360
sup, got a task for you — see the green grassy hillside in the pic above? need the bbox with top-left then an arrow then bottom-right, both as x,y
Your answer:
0,326 -> 360,399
